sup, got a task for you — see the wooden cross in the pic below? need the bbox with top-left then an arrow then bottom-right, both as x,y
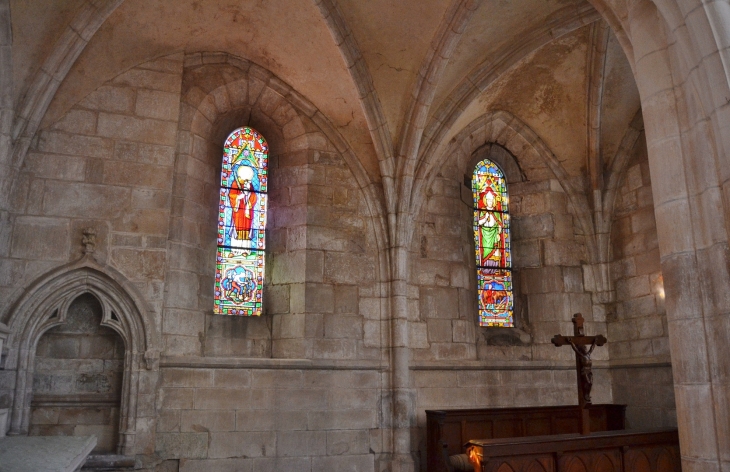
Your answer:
551,313 -> 607,434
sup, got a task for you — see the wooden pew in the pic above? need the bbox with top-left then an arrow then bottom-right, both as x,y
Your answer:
426,404 -> 626,472
465,428 -> 680,472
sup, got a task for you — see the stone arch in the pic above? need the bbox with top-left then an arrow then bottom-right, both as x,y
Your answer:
173,51 -> 386,263
4,257 -> 157,455
0,0 -> 127,211
601,110 -> 644,254
166,52 -> 389,359
414,110 -> 595,260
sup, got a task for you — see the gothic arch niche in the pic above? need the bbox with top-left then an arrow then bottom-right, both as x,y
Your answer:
4,261 -> 157,455
30,293 -> 124,453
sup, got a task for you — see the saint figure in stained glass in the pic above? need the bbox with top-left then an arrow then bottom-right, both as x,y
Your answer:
473,159 -> 513,327
230,166 -> 258,241
214,127 -> 268,316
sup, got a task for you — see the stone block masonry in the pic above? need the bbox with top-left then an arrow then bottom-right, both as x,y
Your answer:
156,363 -> 383,471
30,294 -> 124,453
608,136 -> 674,429
1,54 -> 183,319
0,48 -> 675,472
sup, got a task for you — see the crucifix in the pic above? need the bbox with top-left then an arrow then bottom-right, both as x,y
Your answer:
551,313 -> 607,435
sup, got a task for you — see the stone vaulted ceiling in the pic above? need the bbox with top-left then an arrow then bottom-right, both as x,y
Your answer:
13,0 -> 640,187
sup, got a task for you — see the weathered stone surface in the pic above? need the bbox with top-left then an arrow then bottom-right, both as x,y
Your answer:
10,217 -> 69,260
208,431 -> 276,459
97,113 -> 178,146
156,432 -> 208,459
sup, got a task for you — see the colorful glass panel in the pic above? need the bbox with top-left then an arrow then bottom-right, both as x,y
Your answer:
214,127 -> 268,316
473,159 -> 513,327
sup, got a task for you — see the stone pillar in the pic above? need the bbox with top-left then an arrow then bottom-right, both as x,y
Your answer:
390,239 -> 415,470
623,0 -> 730,468
0,0 -> 12,212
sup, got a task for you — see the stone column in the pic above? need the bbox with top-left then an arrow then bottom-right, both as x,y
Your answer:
390,237 -> 415,470
0,0 -> 12,211
623,0 -> 730,469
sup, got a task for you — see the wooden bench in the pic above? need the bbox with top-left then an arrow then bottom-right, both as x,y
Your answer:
426,404 -> 626,472
465,428 -> 680,472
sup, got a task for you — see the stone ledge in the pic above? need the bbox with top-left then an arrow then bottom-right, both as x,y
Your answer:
410,360 -> 577,371
410,359 -> 672,370
605,357 -> 672,369
32,394 -> 120,407
82,454 -> 135,470
160,356 -> 385,370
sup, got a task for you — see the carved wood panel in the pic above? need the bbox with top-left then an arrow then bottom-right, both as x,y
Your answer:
469,430 -> 680,472
483,455 -> 555,472
558,450 -> 621,472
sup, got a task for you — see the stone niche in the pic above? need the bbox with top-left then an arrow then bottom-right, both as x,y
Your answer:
30,293 -> 124,453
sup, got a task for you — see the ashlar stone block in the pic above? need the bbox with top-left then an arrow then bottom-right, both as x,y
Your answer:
181,410 -> 235,432
155,432 -> 208,459
97,113 -> 178,146
136,89 -> 181,121
419,287 -> 459,319
311,454 -> 374,472
25,153 -> 86,182
10,216 -> 69,261
277,430 -> 326,457
208,431 -> 276,459
80,85 -> 136,113
324,314 -> 363,339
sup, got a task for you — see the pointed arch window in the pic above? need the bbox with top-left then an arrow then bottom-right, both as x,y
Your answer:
214,127 -> 268,316
473,159 -> 513,327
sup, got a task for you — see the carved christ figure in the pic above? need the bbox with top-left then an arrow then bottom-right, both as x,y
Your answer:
568,337 -> 598,404
229,166 -> 257,241
551,313 -> 606,410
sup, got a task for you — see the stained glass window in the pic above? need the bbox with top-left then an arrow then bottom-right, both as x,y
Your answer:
214,127 -> 268,316
473,159 -> 513,327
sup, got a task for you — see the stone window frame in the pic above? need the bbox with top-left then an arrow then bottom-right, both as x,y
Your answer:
465,143 -> 532,346
4,259 -> 157,455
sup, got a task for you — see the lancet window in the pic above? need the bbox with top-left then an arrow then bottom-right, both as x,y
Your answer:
472,159 -> 513,327
214,127 -> 268,316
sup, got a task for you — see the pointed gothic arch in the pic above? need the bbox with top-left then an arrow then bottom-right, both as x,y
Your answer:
3,257 -> 158,455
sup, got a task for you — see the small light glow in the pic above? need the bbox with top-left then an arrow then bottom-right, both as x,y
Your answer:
654,274 -> 665,300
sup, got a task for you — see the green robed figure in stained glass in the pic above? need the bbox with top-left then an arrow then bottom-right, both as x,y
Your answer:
214,127 -> 268,316
472,159 -> 514,327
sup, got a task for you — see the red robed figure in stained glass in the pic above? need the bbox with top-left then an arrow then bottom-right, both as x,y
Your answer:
229,166 -> 258,241
214,127 -> 268,316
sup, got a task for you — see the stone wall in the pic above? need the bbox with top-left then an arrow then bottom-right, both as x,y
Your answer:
156,365 -> 383,471
164,55 -> 384,363
408,135 -> 618,470
3,53 -> 183,322
30,293 -> 124,452
1,53 -> 389,466
0,51 -> 674,470
608,135 -> 675,428
410,142 -> 598,363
